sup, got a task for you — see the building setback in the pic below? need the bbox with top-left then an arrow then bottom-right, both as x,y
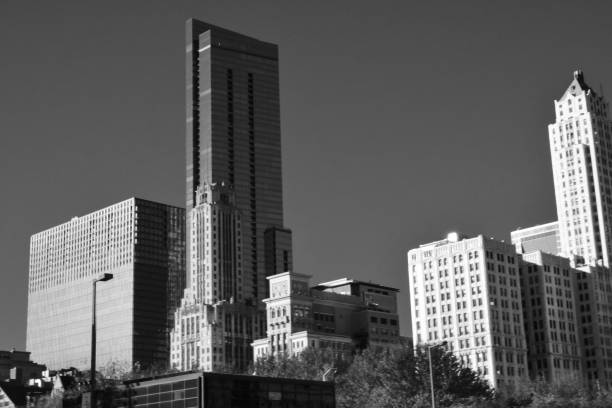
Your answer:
408,233 -> 528,388
26,198 -> 185,371
251,273 -> 401,360
174,19 -> 293,370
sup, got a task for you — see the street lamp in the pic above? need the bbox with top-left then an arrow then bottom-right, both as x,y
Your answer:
428,341 -> 447,408
91,273 -> 113,408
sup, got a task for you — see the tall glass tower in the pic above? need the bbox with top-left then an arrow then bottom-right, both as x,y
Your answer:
548,70 -> 612,267
172,19 -> 293,371
185,19 -> 291,303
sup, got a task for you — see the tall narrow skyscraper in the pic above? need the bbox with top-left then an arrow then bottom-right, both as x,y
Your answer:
185,18 -> 290,303
548,71 -> 612,266
547,71 -> 612,385
172,19 -> 293,371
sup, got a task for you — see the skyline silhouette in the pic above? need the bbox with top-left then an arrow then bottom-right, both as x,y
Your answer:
2,0 -> 612,351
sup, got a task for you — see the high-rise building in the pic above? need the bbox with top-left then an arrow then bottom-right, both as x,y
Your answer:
545,71 -> 612,386
26,198 -> 185,371
548,70 -> 612,267
408,233 -> 528,388
170,183 -> 255,371
511,221 -> 561,256
173,19 -> 293,370
518,251 -> 582,383
185,19 -> 290,296
251,273 -> 401,361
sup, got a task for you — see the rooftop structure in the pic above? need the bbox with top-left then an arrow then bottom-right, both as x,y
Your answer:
252,272 -> 400,361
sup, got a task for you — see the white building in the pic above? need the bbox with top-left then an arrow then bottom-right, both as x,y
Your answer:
408,233 -> 527,388
252,273 -> 401,361
545,71 -> 612,386
548,70 -> 612,267
170,183 -> 261,371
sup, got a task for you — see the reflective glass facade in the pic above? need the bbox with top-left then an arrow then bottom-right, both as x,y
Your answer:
185,19 -> 289,302
124,372 -> 335,408
26,198 -> 185,370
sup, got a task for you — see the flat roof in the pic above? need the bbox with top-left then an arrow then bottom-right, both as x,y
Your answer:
314,277 -> 399,292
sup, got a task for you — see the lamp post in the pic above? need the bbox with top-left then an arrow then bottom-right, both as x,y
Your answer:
91,273 -> 113,408
428,341 -> 447,408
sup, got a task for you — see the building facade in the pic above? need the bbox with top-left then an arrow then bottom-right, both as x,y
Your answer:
26,198 -> 185,371
519,251 -> 582,382
171,183 -> 257,371
408,233 -> 528,388
511,221 -> 561,256
548,70 -> 612,267
574,264 -> 612,384
251,273 -> 400,361
123,371 -> 335,408
176,19 -> 293,370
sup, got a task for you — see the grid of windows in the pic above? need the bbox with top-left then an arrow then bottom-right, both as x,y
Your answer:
27,198 -> 186,370
408,234 -> 528,388
29,200 -> 135,293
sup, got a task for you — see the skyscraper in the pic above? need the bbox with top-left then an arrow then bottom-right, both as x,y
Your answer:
26,198 -> 185,371
185,19 -> 290,297
547,71 -> 612,385
548,70 -> 612,267
172,19 -> 293,370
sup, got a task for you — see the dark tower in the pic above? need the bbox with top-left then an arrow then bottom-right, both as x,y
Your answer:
182,19 -> 293,369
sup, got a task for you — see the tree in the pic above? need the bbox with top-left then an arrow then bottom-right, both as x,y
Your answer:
251,347 -> 349,381
336,344 -> 491,408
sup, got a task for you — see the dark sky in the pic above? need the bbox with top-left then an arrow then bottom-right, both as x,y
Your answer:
2,0 -> 612,350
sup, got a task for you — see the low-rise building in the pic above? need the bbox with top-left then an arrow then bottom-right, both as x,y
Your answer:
0,350 -> 45,386
123,371 -> 335,408
0,382 -> 48,408
251,273 -> 400,360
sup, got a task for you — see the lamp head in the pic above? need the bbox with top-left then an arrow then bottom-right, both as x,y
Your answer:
97,273 -> 114,282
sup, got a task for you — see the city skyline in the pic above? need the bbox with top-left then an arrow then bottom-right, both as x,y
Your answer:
2,1 -> 612,351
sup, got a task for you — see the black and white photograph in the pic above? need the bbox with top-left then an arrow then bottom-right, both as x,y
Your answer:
2,1 -> 612,407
